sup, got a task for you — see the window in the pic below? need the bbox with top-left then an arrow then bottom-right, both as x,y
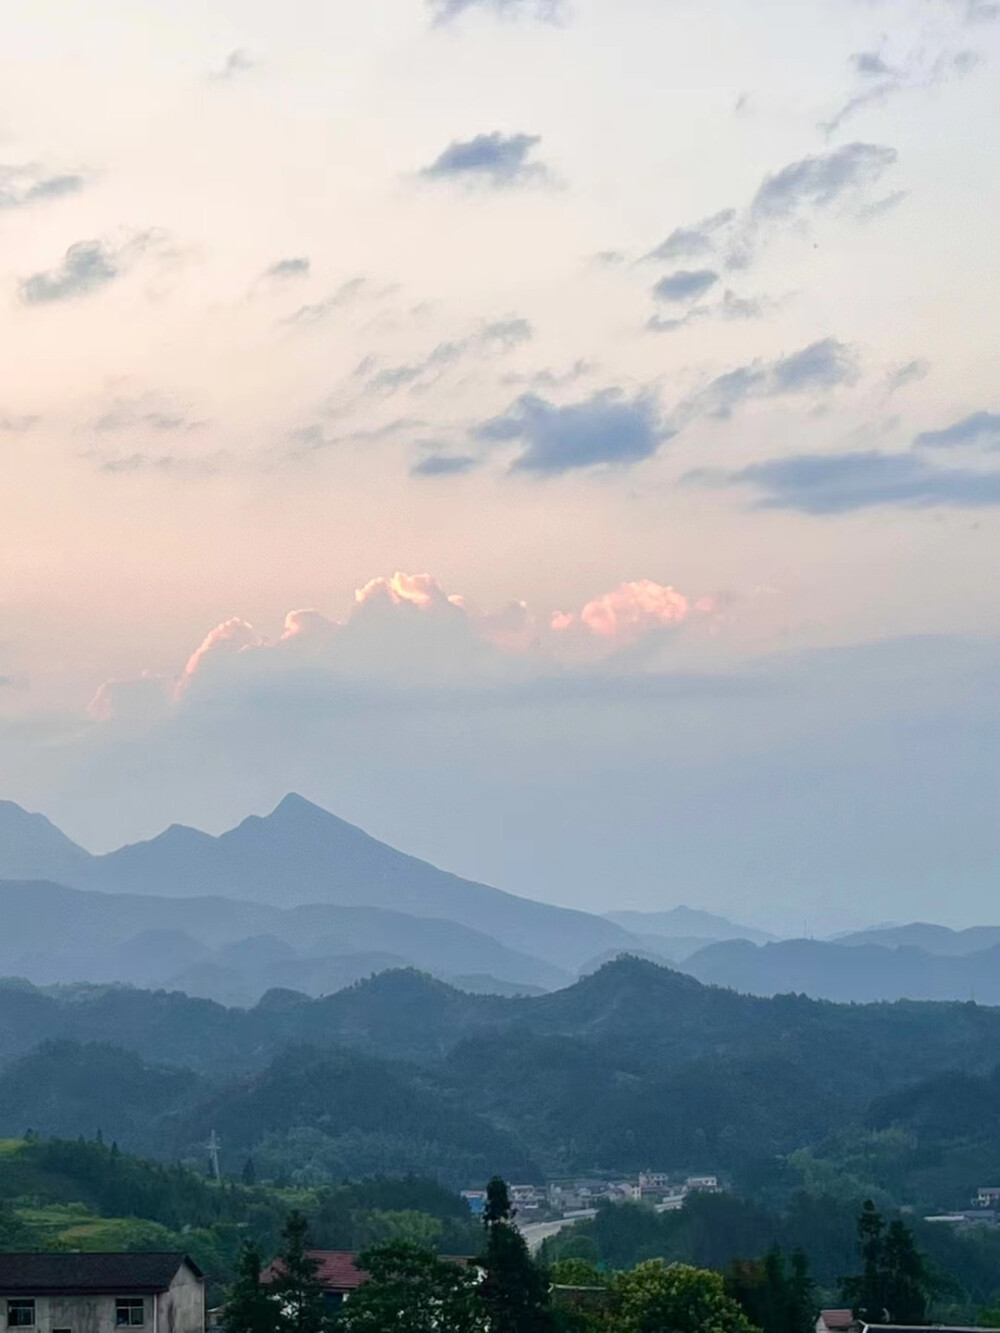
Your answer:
7,1302 -> 35,1328
115,1300 -> 145,1328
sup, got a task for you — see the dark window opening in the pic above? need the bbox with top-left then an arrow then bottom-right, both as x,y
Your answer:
115,1300 -> 145,1328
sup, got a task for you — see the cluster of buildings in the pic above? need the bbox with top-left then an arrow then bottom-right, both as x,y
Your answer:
5,1243 -> 999,1333
463,1172 -> 721,1218
924,1186 -> 1000,1230
0,1250 -> 473,1328
0,1250 -> 372,1332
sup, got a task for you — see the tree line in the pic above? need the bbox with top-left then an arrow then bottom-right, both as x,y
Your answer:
222,1182 -> 941,1333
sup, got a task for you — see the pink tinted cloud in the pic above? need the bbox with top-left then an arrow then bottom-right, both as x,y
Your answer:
354,571 -> 456,611
90,570 -> 713,726
477,600 -> 539,653
553,579 -> 691,643
280,609 -> 339,642
180,616 -> 260,689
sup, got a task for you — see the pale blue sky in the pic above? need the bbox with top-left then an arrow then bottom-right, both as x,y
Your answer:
1,0 -> 998,928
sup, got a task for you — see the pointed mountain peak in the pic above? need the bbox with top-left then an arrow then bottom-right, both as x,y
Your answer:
254,793 -> 361,836
272,792 -> 326,818
0,800 -> 92,880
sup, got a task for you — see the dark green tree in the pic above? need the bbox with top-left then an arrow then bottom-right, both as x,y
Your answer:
339,1240 -> 484,1333
615,1261 -> 759,1333
788,1249 -> 815,1333
725,1248 -> 814,1333
222,1241 -> 279,1333
883,1221 -> 931,1325
842,1202 -> 932,1325
480,1178 -> 553,1333
271,1212 -> 330,1333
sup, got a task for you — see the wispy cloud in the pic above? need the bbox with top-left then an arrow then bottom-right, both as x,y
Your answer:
914,410 -> 1000,449
653,269 -> 719,302
886,359 -> 931,394
642,209 -> 736,263
19,240 -> 119,305
360,317 -> 532,395
264,257 -> 310,280
95,452 -> 225,477
0,412 -> 40,432
685,338 -> 859,419
0,165 -> 85,210
500,359 -> 593,389
211,49 -> 255,80
411,452 -> 479,476
286,417 -> 426,459
823,48 -> 980,135
476,388 -> 671,475
750,142 -> 899,219
635,144 -> 897,329
428,0 -> 561,23
693,405 -> 1000,512
419,132 -> 549,187
18,233 -> 162,306
284,277 -> 367,325
92,393 -> 206,434
647,288 -> 773,334
700,450 -> 1000,513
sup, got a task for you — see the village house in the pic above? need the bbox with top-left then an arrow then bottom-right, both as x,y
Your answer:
262,1252 -> 367,1313
816,1308 -> 857,1333
0,1254 -> 205,1333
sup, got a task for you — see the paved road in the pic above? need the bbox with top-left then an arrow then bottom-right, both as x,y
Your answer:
519,1211 -> 597,1253
518,1196 -> 684,1251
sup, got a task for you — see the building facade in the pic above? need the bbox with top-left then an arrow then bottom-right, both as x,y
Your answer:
0,1255 -> 204,1333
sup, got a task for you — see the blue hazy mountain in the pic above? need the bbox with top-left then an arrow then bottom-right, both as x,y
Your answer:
0,878 -> 571,998
606,906 -> 774,945
682,936 -> 1000,1004
55,794 -> 637,971
0,800 -> 92,882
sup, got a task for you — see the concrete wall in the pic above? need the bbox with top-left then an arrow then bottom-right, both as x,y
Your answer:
160,1265 -> 205,1333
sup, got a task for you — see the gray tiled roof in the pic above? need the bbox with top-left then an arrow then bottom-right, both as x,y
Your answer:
0,1253 -> 201,1294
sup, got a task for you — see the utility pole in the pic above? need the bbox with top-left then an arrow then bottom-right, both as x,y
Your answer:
206,1130 -> 222,1182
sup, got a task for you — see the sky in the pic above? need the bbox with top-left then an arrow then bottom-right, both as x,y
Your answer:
1,0 -> 999,932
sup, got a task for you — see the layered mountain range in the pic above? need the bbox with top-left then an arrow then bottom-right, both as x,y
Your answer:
3,956 -> 1000,1206
1,794 -> 998,1006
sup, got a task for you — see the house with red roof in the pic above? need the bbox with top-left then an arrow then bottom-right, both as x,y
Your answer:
262,1252 -> 367,1312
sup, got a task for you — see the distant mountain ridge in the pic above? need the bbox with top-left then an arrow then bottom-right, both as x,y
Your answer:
835,922 -> 1000,955
0,801 -> 91,882
7,794 -> 1000,1007
682,936 -> 1000,1004
607,906 -> 773,945
0,878 -> 571,1001
0,794 -> 639,978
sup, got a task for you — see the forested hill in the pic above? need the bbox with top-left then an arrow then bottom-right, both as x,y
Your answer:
3,956 -> 999,1074
4,958 -> 1000,1205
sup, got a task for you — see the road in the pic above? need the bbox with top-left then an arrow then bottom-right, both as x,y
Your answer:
518,1194 -> 685,1252
519,1210 -> 597,1253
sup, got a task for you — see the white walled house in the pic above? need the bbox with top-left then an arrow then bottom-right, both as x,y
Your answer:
0,1254 -> 205,1333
